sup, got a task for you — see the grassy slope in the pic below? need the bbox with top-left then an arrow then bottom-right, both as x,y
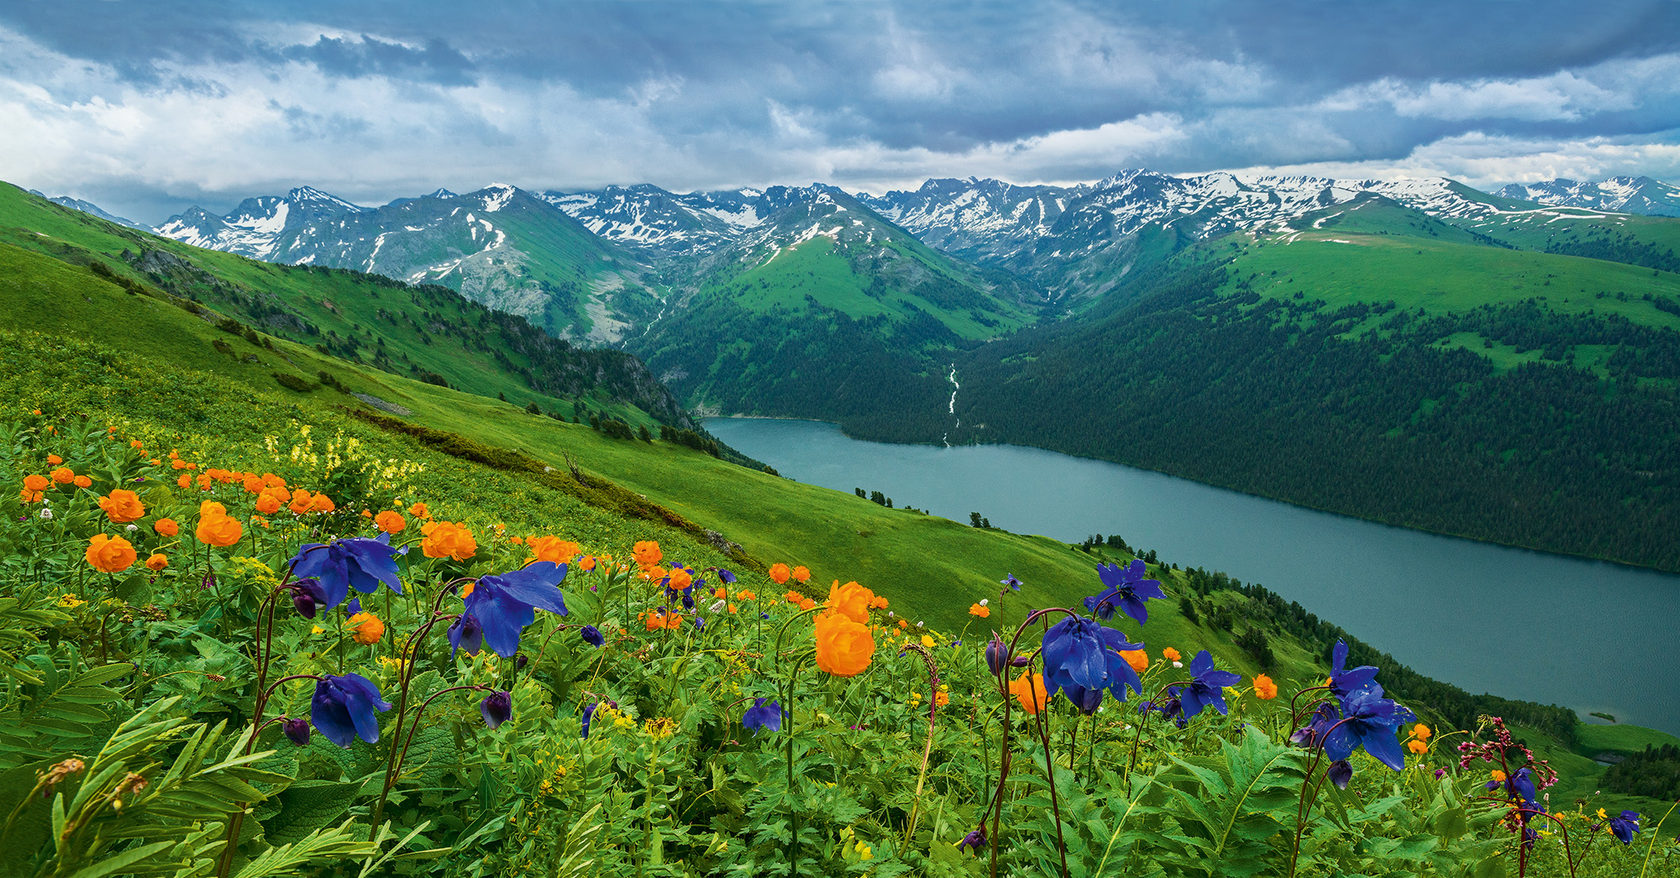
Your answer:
0,183 -> 658,427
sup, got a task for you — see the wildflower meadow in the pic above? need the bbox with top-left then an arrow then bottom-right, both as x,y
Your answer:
1,411 -> 1675,877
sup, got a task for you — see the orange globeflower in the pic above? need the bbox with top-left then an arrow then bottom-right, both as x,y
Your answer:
1253,674 -> 1278,700
825,580 -> 875,624
375,510 -> 406,534
667,566 -> 693,590
242,474 -> 265,494
98,489 -> 146,523
1412,723 -> 1432,741
154,518 -> 180,537
85,534 -> 137,573
968,603 -> 990,618
1120,649 -> 1149,674
255,492 -> 283,515
46,454 -> 62,465
145,553 -> 168,571
421,520 -> 477,561
1162,647 -> 1182,662
1010,671 -> 1049,715
408,501 -> 429,519
934,690 -> 950,708
579,555 -> 597,572
196,514 -> 242,548
175,474 -> 192,490
72,475 -> 92,488
797,597 -> 817,611
50,467 -> 73,484
868,595 -> 889,610
348,612 -> 385,645
814,611 -> 875,677
1407,739 -> 1429,755
288,489 -> 314,514
632,540 -> 662,568
791,565 -> 810,583
23,474 -> 50,493
768,563 -> 791,584
527,535 -> 581,565
736,589 -> 756,601
307,492 -> 335,514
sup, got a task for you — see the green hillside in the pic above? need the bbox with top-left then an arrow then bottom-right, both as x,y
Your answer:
0,183 -> 694,431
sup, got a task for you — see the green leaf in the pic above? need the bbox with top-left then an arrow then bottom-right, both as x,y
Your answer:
64,840 -> 173,878
260,779 -> 361,845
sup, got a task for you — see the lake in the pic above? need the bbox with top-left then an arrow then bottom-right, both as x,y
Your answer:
707,417 -> 1680,734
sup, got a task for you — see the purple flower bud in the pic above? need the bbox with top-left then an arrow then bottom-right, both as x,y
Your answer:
345,596 -> 361,616
580,702 -> 598,739
1009,655 -> 1031,667
515,653 -> 529,670
985,633 -> 1009,675
957,828 -> 987,854
717,568 -> 736,583
581,625 -> 604,647
1434,768 -> 1446,779
282,717 -> 311,746
290,579 -> 326,619
480,690 -> 512,729
1328,759 -> 1353,790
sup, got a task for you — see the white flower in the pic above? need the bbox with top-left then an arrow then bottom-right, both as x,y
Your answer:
979,598 -> 989,607
1172,660 -> 1184,669
916,621 -> 924,628
124,524 -> 138,532
39,509 -> 53,520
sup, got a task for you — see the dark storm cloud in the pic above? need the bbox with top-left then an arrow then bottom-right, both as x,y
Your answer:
0,0 -> 1676,223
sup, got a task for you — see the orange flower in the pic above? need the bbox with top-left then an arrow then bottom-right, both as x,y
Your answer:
421,520 -> 477,561
408,501 -> 430,519
768,563 -> 791,584
175,474 -> 191,490
667,566 -> 693,590
713,586 -> 727,600
255,492 -> 283,515
813,611 -> 875,677
1411,723 -> 1432,740
154,518 -> 179,537
145,553 -> 168,572
22,474 -> 50,493
579,555 -> 597,572
791,565 -> 810,583
797,597 -> 816,611
98,489 -> 146,523
199,500 -> 227,517
1162,647 -> 1182,662
632,540 -> 663,568
896,619 -> 908,629
288,490 -> 314,514
1253,674 -> 1278,700
307,492 -> 335,514
784,590 -> 803,603
72,475 -> 92,488
1120,649 -> 1149,674
1407,739 -> 1429,755
934,690 -> 950,708
642,609 -> 682,630
50,467 -> 73,484
526,535 -> 581,565
825,580 -> 875,624
171,458 -> 189,470
19,487 -> 43,504
348,612 -> 385,645
195,473 -> 212,490
46,454 -> 62,465
196,514 -> 243,548
736,589 -> 756,601
1491,769 -> 1507,783
85,534 -> 136,573
868,595 -> 889,610
1010,672 -> 1048,714
242,474 -> 266,494
375,510 -> 406,534
968,603 -> 990,618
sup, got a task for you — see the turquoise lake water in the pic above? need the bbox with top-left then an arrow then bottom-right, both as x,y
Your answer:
707,417 -> 1680,734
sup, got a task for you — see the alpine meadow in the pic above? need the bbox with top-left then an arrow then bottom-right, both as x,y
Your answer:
2,3 -> 1680,877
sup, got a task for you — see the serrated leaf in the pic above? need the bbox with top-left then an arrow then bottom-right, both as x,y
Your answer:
260,779 -> 361,845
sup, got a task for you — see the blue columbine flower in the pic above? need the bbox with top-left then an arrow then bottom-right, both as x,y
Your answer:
580,625 -> 604,647
1321,686 -> 1414,771
956,828 -> 987,854
1491,767 -> 1538,807
289,534 -> 402,613
1040,615 -> 1143,708
1290,702 -> 1338,748
1609,810 -> 1640,844
742,697 -> 782,735
480,691 -> 512,729
580,702 -> 598,739
1328,640 -> 1381,697
310,673 -> 392,748
450,562 -> 569,657
1177,650 -> 1243,721
1327,759 -> 1353,790
1000,574 -> 1021,591
716,568 -> 736,584
281,717 -> 311,746
1084,560 -> 1164,624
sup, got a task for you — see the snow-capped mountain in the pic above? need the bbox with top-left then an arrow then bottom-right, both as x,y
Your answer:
155,184 -> 657,342
859,172 -> 1554,297
28,191 -> 148,230
543,183 -> 865,260
1494,176 -> 1680,217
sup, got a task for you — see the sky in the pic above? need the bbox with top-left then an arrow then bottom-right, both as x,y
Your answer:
2,0 -> 1679,224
